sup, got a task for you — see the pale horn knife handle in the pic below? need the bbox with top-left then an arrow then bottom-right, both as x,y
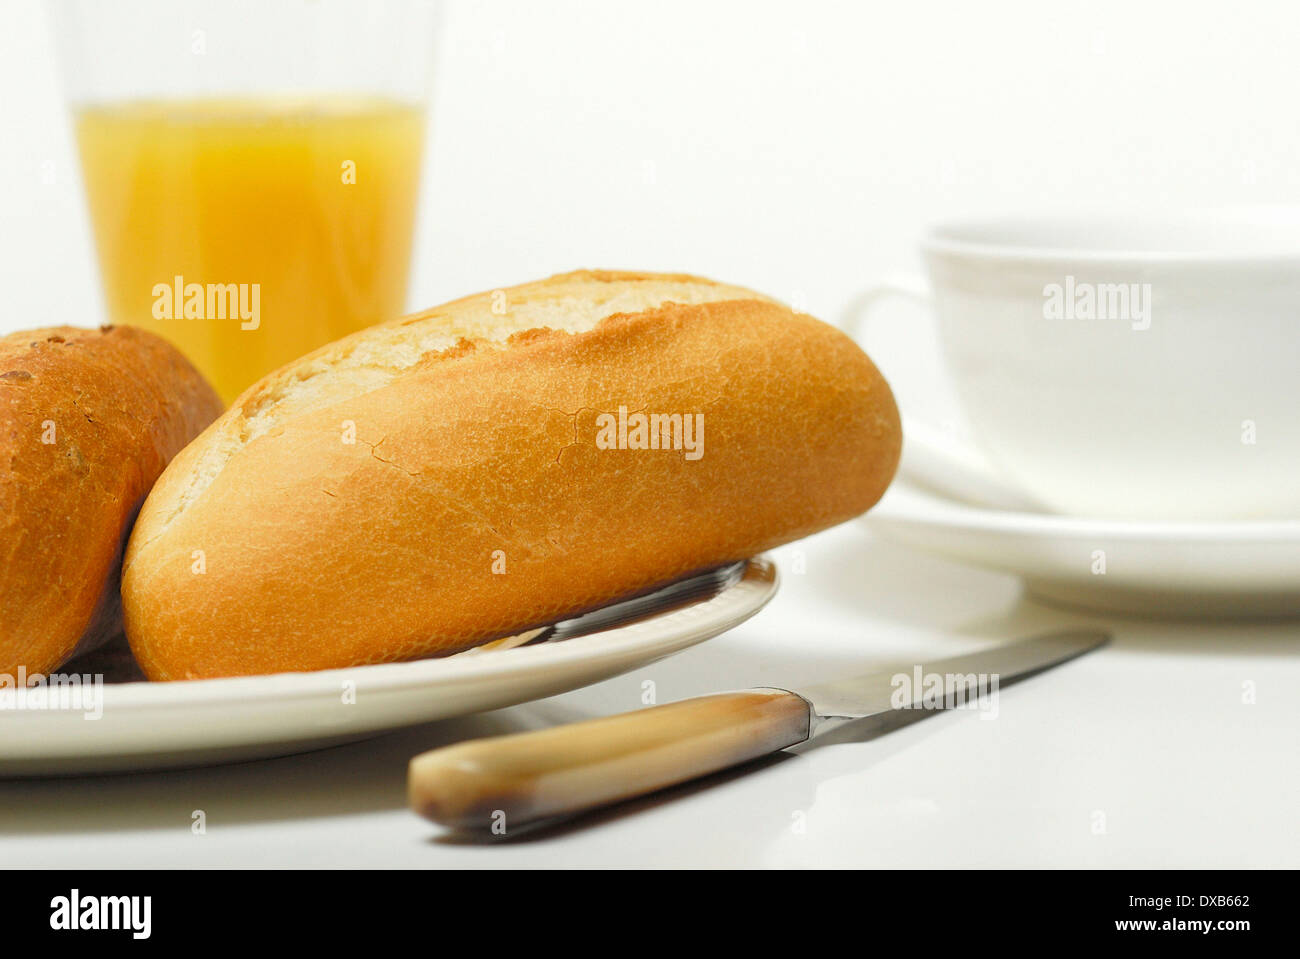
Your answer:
408,689 -> 811,831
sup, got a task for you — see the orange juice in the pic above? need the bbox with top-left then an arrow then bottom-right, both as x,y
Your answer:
75,97 -> 425,403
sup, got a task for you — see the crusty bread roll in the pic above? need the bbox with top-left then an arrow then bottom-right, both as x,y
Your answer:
1,326 -> 223,678
122,271 -> 900,680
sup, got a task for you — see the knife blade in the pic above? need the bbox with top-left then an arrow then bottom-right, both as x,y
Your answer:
796,628 -> 1109,737
451,561 -> 747,655
409,628 -> 1109,831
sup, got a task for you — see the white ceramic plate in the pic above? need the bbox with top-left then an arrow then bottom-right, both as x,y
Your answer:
867,482 -> 1300,617
0,558 -> 777,776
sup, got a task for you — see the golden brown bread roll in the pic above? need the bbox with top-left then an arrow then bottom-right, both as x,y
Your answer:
1,326 -> 223,678
122,271 -> 900,680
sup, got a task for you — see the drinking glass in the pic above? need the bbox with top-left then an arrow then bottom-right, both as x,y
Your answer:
53,0 -> 441,402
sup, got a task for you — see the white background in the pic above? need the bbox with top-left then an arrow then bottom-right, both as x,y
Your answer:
5,0 -> 1300,337
2,0 -> 1299,868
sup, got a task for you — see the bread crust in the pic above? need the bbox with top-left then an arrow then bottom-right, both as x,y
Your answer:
1,326 -> 223,678
122,272 -> 900,679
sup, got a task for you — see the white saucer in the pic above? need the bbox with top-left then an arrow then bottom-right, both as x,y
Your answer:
0,558 -> 777,776
866,482 -> 1300,617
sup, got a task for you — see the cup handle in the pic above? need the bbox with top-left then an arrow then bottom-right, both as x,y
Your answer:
843,275 -> 934,335
844,278 -> 1045,513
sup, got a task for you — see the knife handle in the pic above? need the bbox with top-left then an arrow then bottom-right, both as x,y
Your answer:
408,689 -> 811,831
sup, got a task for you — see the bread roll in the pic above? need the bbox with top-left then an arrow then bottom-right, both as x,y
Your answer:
1,326 -> 223,678
122,271 -> 900,680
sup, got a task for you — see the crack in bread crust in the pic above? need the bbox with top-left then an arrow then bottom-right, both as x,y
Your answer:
131,271 -> 764,550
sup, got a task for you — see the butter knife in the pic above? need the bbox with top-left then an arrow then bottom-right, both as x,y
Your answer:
409,628 -> 1109,830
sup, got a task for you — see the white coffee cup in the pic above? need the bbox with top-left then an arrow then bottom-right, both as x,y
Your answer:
848,211 -> 1300,521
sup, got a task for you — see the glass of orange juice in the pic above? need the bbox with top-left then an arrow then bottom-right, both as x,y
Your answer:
53,0 -> 440,403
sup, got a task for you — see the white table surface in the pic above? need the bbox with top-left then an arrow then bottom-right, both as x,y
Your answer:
3,521 -> 1296,869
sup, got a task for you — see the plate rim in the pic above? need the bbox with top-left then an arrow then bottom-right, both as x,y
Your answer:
870,482 -> 1300,544
69,556 -> 780,710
